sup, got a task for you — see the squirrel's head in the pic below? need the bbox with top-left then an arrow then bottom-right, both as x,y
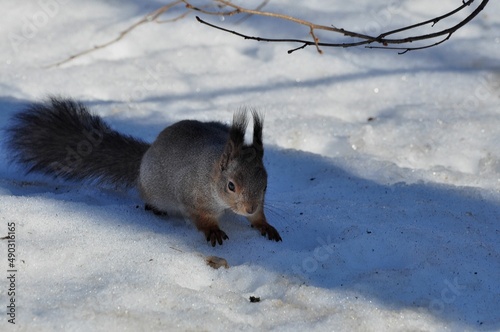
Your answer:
217,110 -> 267,217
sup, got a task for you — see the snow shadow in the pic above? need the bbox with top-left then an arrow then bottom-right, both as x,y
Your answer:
260,148 -> 499,330
0,96 -> 498,330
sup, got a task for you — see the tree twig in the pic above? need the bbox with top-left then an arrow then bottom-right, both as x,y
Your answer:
194,15 -> 370,54
48,1 -> 184,67
188,0 -> 489,54
49,0 -> 490,66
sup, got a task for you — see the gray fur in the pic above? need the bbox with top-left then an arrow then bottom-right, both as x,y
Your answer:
138,111 -> 267,218
5,98 -> 281,245
5,97 -> 149,186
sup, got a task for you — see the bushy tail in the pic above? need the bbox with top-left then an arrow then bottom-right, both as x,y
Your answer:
5,97 -> 150,187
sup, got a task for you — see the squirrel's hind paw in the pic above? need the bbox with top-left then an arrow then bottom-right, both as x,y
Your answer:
144,204 -> 168,216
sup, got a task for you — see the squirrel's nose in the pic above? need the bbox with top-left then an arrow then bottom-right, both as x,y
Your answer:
245,204 -> 257,215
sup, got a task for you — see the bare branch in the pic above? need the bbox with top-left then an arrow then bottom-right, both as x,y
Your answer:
185,0 -> 377,42
49,0 -> 490,66
366,0 -> 489,53
195,16 -> 369,51
189,0 -> 489,53
309,27 -> 323,54
48,1 -> 184,67
368,34 -> 453,55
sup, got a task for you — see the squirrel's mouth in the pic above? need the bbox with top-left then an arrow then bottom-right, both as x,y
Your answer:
233,202 -> 259,217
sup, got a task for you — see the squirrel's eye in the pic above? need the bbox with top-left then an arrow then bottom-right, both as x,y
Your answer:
228,181 -> 235,192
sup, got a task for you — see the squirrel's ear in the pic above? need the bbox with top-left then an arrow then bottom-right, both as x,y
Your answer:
252,110 -> 264,158
220,140 -> 235,170
229,110 -> 248,153
220,111 -> 248,170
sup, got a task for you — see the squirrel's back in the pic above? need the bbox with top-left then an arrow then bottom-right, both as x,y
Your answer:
5,97 -> 150,186
138,119 -> 230,215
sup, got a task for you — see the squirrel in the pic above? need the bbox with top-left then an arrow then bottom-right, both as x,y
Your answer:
5,97 -> 282,246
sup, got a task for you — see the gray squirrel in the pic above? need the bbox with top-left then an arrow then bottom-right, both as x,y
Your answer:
5,97 -> 282,246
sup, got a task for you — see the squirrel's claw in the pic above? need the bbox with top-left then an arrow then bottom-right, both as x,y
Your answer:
206,229 -> 229,247
252,224 -> 282,242
144,204 -> 168,216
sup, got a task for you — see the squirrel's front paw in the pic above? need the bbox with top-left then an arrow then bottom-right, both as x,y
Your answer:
252,224 -> 282,242
205,228 -> 229,247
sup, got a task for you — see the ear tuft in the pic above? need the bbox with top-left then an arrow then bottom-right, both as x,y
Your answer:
230,110 -> 248,148
221,110 -> 248,170
252,110 -> 264,158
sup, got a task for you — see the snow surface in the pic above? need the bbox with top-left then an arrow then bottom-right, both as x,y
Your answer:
1,0 -> 499,331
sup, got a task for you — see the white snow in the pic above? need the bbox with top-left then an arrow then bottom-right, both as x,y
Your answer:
1,0 -> 499,331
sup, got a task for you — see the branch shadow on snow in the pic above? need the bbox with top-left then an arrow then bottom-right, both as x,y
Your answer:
0,96 -> 498,330
127,62 -> 500,108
